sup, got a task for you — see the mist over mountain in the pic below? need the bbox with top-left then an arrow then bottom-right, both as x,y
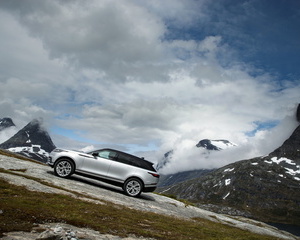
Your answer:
0,118 -> 18,145
157,138 -> 237,174
0,118 -> 56,162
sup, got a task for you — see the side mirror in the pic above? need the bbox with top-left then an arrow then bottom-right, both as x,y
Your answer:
92,152 -> 98,157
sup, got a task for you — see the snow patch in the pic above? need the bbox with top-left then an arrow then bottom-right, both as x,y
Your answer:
8,145 -> 49,157
223,192 -> 230,200
213,181 -> 222,188
270,157 -> 296,165
210,140 -> 237,150
264,160 -> 273,164
285,167 -> 300,176
224,168 -> 234,172
225,179 -> 231,186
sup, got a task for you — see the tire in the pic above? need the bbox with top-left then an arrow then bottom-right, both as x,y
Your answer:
123,178 -> 143,197
54,159 -> 75,178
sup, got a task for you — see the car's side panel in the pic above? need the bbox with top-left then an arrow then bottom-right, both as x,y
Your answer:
107,160 -> 159,188
107,160 -> 136,182
79,154 -> 112,177
71,153 -> 87,169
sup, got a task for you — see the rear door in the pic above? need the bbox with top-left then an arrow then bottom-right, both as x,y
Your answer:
80,150 -> 117,177
106,152 -> 135,182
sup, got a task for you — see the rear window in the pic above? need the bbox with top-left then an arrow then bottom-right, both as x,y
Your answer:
117,153 -> 156,171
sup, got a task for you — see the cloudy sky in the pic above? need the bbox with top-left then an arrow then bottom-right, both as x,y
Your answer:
0,0 -> 299,173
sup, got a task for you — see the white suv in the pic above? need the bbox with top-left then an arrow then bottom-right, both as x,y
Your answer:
47,148 -> 159,197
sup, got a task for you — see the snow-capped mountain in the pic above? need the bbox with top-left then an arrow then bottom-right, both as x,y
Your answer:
157,139 -> 237,187
157,139 -> 236,171
0,118 -> 15,131
0,118 -> 56,162
159,105 -> 300,227
196,139 -> 237,150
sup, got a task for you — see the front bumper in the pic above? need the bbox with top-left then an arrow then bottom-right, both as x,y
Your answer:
47,157 -> 54,167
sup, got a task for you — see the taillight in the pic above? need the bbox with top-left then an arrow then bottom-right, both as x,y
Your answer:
148,172 -> 160,178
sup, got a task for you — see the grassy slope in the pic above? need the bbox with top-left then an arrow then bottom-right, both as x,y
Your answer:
0,151 -> 279,240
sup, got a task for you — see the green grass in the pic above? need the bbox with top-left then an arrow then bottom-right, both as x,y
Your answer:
0,177 -> 279,240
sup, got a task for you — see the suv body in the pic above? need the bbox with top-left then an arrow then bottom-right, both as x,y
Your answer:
47,148 -> 159,197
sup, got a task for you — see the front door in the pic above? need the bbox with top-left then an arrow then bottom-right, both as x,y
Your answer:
80,150 -> 117,177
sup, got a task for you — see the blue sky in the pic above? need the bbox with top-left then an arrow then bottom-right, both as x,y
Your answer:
0,0 -> 299,171
163,0 -> 300,79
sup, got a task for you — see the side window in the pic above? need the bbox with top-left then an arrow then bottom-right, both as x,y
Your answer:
117,153 -> 134,165
98,150 -> 117,160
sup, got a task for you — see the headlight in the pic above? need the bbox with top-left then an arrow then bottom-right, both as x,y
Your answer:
52,148 -> 65,153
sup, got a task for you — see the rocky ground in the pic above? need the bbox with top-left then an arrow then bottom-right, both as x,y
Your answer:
1,223 -> 155,240
0,154 -> 299,240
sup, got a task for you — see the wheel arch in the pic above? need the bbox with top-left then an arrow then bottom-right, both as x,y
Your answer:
124,176 -> 145,189
55,157 -> 77,170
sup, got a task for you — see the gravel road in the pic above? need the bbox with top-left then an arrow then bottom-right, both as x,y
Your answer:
0,154 -> 298,240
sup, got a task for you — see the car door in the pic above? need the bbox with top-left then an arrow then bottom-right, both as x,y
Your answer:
106,152 -> 135,182
80,150 -> 117,177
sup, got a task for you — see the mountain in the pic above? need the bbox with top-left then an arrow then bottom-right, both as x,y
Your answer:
159,105 -> 300,227
157,139 -> 236,187
196,139 -> 237,150
156,150 -> 173,170
158,169 -> 213,187
157,139 -> 236,171
0,118 -> 15,131
0,119 -> 56,162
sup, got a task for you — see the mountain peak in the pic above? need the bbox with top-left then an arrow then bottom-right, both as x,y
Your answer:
269,124 -> 300,161
196,139 -> 236,150
0,118 -> 56,162
26,118 -> 44,129
0,117 -> 15,131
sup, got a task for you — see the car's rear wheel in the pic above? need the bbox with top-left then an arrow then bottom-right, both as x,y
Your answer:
54,159 -> 75,178
123,178 -> 143,197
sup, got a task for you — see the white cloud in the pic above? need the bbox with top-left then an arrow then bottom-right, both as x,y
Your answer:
159,107 -> 300,174
0,127 -> 18,144
0,0 -> 299,174
135,0 -> 207,27
4,0 -> 165,82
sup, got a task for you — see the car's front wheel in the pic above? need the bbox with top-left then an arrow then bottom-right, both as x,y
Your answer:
123,178 -> 143,197
54,159 -> 75,178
